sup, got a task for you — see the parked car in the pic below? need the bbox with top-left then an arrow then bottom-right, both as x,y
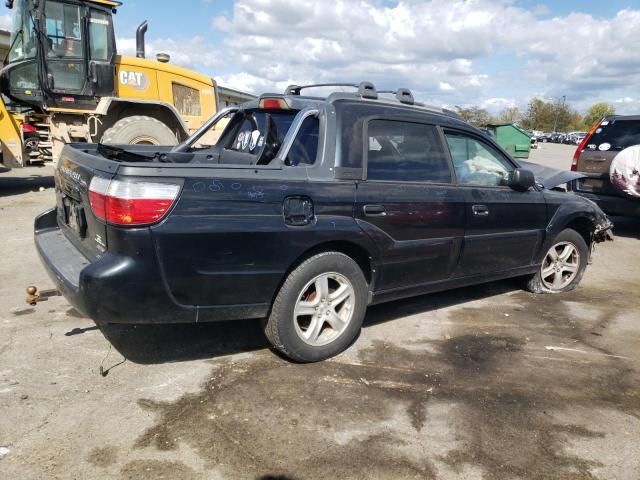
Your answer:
34,82 -> 613,362
570,115 -> 640,217
537,132 -> 553,143
573,132 -> 587,145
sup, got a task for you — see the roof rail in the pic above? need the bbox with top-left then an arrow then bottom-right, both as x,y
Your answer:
284,81 -> 378,100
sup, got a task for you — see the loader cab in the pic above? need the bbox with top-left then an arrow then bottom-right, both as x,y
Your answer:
1,0 -> 117,110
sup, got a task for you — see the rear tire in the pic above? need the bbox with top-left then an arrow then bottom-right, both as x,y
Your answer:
264,252 -> 368,362
100,115 -> 177,145
524,228 -> 588,294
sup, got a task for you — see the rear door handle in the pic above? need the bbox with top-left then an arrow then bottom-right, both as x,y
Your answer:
472,204 -> 489,216
363,204 -> 387,216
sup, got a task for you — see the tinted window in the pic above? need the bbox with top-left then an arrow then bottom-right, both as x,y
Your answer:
45,2 -> 83,58
586,119 -> 640,151
286,116 -> 319,166
445,133 -> 513,187
89,11 -> 112,61
366,120 -> 451,183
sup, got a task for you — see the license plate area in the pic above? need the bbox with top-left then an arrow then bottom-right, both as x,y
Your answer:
582,178 -> 604,189
61,195 -> 88,238
577,177 -> 605,192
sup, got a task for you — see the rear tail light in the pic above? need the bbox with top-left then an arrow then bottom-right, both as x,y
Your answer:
572,120 -> 602,171
89,177 -> 181,226
259,97 -> 290,109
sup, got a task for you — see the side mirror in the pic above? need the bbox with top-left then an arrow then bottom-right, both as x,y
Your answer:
508,168 -> 535,192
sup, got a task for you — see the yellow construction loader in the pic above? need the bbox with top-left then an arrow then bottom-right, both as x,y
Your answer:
1,0 -> 219,167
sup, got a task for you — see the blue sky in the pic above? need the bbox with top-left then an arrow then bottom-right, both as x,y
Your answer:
18,0 -> 640,114
109,0 -> 639,114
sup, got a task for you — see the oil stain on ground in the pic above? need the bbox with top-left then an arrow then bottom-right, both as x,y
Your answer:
87,446 -> 119,468
120,459 -> 202,480
131,283 -> 640,479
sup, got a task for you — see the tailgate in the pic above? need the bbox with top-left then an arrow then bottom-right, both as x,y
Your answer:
54,145 -> 120,258
575,149 -> 616,174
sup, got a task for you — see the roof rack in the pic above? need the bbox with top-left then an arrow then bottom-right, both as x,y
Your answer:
281,82 -> 461,119
377,88 -> 415,105
284,81 -> 378,100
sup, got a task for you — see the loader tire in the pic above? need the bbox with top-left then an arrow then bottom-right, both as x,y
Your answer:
100,116 -> 178,146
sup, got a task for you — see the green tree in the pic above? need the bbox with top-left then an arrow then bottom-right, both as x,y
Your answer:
497,106 -> 521,124
583,102 -> 615,129
455,106 -> 490,127
521,97 -> 581,132
521,98 -> 555,131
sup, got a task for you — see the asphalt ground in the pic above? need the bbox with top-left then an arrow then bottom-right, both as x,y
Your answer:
1,143 -> 639,479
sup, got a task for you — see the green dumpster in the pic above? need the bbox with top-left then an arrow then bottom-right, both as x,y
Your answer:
486,123 -> 532,158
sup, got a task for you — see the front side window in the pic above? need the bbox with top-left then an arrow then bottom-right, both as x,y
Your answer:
7,0 -> 37,62
366,120 -> 452,183
445,133 -> 514,187
45,2 -> 83,58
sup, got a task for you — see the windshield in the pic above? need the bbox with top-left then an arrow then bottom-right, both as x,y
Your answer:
7,0 -> 37,63
45,1 -> 83,58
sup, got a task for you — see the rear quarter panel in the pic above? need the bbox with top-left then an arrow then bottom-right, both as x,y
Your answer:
149,174 -> 371,308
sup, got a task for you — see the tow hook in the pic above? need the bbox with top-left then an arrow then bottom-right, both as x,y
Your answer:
26,286 -> 61,306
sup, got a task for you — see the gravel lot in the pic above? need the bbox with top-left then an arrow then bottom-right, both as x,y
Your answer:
1,143 -> 639,479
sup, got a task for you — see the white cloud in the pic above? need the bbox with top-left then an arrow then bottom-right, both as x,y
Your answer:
439,82 -> 455,92
124,1 -> 640,113
0,13 -> 12,31
481,97 -> 517,109
117,36 -> 223,70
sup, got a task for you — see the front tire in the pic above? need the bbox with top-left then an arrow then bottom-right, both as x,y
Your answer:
264,252 -> 368,362
100,115 -> 178,146
524,228 -> 589,294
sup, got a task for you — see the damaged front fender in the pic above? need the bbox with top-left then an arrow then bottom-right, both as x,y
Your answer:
518,160 -> 589,190
593,216 -> 614,243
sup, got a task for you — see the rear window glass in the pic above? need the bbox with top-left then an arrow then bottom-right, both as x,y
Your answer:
226,110 -> 297,161
366,120 -> 451,183
587,120 -> 640,151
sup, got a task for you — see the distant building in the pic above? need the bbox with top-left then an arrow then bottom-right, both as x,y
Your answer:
0,29 -> 10,60
217,86 -> 257,107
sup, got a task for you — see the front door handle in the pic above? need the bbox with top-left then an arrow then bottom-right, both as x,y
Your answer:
363,204 -> 387,216
472,204 -> 489,216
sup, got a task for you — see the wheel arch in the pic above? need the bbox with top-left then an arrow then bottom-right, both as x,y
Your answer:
272,240 -> 379,307
562,216 -> 594,250
95,98 -> 189,141
540,212 -> 597,263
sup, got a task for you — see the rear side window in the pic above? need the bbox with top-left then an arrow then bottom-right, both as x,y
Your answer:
88,10 -> 112,61
587,119 -> 640,151
173,83 -> 202,117
285,116 -> 319,166
366,120 -> 452,183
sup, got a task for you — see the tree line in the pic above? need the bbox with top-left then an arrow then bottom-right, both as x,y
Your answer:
455,100 -> 616,132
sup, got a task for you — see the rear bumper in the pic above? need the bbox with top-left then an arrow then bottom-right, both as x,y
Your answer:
34,208 -> 269,324
571,177 -> 640,218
